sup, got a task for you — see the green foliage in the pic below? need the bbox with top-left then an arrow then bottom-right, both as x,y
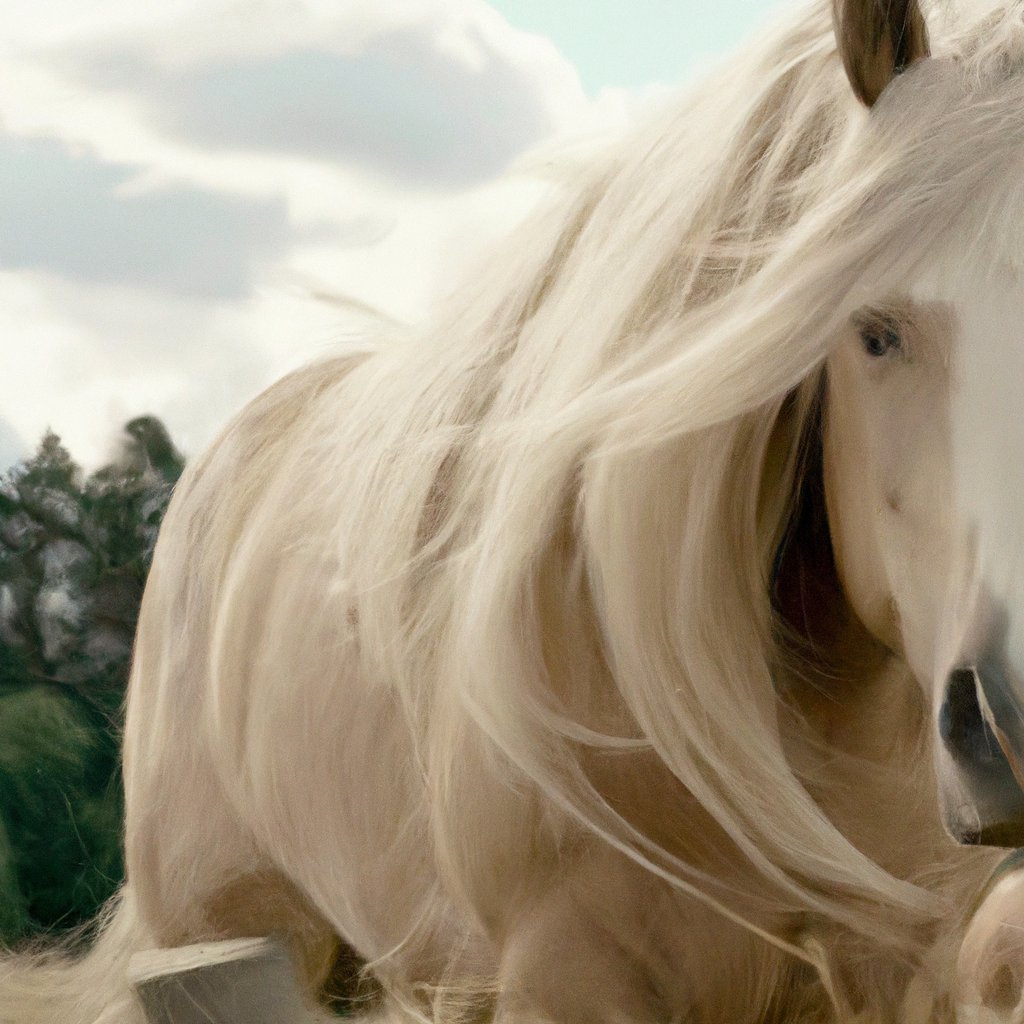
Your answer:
0,686 -> 122,938
0,417 -> 183,943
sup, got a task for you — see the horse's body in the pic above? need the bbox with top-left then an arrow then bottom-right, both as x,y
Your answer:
117,352 -> 985,1024
8,1 -> 1024,1021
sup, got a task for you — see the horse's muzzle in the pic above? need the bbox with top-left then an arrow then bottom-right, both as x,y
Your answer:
939,614 -> 1024,846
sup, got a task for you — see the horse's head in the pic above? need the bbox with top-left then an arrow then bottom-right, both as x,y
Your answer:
827,0 -> 1024,846
823,280 -> 1024,846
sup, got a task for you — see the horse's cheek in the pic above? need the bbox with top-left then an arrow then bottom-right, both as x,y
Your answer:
823,365 -> 900,649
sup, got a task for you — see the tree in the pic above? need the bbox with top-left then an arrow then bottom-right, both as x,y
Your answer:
0,418 -> 183,942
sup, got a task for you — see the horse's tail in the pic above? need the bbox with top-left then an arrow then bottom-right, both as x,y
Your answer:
0,889 -> 148,1024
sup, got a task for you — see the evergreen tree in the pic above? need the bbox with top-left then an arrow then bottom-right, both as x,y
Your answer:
0,418 -> 183,943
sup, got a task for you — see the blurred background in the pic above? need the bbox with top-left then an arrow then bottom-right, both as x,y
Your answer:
0,0 -> 787,955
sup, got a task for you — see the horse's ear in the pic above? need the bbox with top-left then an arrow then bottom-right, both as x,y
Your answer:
832,0 -> 930,107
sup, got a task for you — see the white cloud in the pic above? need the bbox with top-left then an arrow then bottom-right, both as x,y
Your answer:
0,0 -> 643,472
0,417 -> 27,471
0,135 -> 290,297
57,0 -> 591,187
79,43 -> 551,187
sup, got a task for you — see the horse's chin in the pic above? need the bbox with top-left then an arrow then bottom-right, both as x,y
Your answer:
940,791 -> 1024,848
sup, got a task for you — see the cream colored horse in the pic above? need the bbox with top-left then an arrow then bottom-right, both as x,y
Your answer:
8,1 -> 1024,1022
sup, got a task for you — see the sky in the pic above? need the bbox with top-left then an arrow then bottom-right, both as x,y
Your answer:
0,0 -> 791,472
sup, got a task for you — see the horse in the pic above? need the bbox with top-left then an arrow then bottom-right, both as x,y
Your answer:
8,0 -> 1024,1020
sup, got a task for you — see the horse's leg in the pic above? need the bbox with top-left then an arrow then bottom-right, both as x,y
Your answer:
123,591 -> 342,1002
125,738 -> 342,998
495,883 -> 665,1024
493,846 -> 791,1024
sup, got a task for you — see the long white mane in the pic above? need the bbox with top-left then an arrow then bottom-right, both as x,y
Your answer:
126,0 -> 1024,1017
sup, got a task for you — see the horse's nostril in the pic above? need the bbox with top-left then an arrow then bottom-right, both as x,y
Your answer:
940,667 -> 1000,765
938,652 -> 1024,847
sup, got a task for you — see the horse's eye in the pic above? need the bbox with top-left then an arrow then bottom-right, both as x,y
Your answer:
860,322 -> 901,358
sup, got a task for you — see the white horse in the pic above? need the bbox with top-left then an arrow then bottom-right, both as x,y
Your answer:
8,0 -> 1024,1021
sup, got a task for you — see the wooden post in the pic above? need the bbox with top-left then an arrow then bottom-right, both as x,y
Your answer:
129,937 -> 315,1024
